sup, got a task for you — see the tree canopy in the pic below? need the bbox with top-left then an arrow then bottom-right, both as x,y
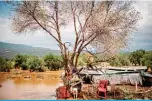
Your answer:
141,52 -> 152,68
44,53 -> 63,70
14,54 -> 28,70
0,57 -> 11,72
26,56 -> 42,72
129,49 -> 145,66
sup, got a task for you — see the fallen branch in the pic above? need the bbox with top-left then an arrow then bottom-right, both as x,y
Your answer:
135,87 -> 152,94
83,94 -> 88,100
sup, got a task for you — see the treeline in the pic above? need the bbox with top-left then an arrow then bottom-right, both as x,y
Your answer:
0,53 -> 63,72
1,49 -> 152,72
109,49 -> 152,67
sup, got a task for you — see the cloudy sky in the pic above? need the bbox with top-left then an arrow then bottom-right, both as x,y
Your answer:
0,1 -> 152,52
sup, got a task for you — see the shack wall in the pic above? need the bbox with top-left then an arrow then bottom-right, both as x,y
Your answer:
93,73 -> 143,85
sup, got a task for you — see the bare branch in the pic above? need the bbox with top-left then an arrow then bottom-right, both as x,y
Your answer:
11,1 -> 141,71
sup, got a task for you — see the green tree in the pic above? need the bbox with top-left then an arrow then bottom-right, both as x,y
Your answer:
109,53 -> 130,66
141,52 -> 152,68
129,50 -> 145,66
14,54 -> 28,70
27,56 -> 42,72
6,60 -> 14,70
0,57 -> 12,72
44,54 -> 63,70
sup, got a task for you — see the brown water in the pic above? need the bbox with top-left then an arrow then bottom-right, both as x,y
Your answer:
0,71 -> 63,100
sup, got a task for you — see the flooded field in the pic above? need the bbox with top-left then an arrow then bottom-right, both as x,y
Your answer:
0,70 -> 63,100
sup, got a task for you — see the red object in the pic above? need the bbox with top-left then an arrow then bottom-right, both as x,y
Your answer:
56,86 -> 70,99
97,80 -> 108,99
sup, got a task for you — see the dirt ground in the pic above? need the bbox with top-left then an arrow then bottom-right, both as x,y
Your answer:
81,84 -> 152,100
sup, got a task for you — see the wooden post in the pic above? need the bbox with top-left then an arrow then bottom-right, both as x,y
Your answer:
135,81 -> 138,92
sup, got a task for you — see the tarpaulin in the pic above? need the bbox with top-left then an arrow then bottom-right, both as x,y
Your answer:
93,73 -> 142,85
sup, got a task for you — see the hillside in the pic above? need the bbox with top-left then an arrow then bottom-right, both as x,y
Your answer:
0,41 -> 60,59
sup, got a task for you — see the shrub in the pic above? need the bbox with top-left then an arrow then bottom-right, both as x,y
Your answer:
44,53 -> 63,70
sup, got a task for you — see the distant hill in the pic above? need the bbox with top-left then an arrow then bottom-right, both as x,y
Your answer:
0,41 -> 60,59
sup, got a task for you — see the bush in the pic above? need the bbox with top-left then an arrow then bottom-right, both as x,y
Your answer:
129,50 -> 145,66
109,54 -> 130,66
27,56 -> 41,72
44,53 -> 63,70
14,54 -> 28,69
0,57 -> 12,72
141,52 -> 152,68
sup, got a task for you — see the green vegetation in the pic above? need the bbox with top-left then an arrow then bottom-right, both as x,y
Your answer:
0,53 -> 63,72
77,53 -> 89,66
0,57 -> 13,72
14,54 -> 28,70
1,49 -> 152,72
27,56 -> 43,72
141,52 -> 152,68
44,53 -> 63,70
109,53 -> 130,66
129,50 -> 145,66
109,50 -> 152,68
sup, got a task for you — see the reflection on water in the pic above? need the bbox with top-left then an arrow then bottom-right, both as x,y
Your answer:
0,72 -> 63,100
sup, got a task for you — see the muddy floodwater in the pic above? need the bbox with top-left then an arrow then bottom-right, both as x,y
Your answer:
0,70 -> 63,100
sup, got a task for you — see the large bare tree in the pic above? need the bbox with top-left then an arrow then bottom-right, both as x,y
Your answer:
11,1 -> 140,73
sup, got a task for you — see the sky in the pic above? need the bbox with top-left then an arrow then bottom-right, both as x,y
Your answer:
0,1 -> 152,52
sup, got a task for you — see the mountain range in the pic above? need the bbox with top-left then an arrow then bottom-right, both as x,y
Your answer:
0,41 -> 60,59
